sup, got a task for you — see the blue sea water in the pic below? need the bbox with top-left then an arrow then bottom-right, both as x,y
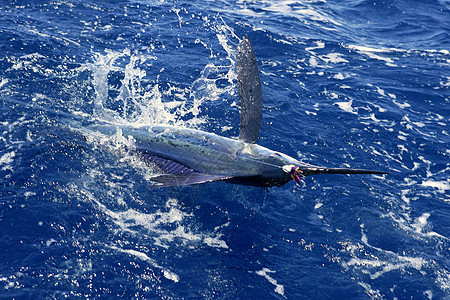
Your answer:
1,0 -> 449,298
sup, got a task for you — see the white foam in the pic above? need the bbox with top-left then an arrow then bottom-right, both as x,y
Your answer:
24,191 -> 36,197
221,126 -> 233,133
163,269 -> 180,282
349,45 -> 389,53
375,86 -> 386,97
436,268 -> 450,293
241,1 -> 341,28
343,245 -> 427,280
440,77 -> 450,87
87,48 -> 206,128
421,180 -> 450,193
204,236 -> 228,248
397,144 -> 408,153
83,186 -> 229,250
334,73 -> 352,80
357,282 -> 383,298
0,78 -> 8,89
393,99 -> 411,109
110,246 -> 180,282
68,181 -> 227,284
305,41 -> 325,52
20,53 -> 46,60
0,151 -> 15,165
309,56 -> 319,67
322,53 -> 348,64
334,73 -> 345,80
338,222 -> 433,283
348,45 -> 397,65
0,151 -> 15,171
256,268 -> 285,297
334,100 -> 357,114
411,213 -> 430,234
45,238 -> 57,247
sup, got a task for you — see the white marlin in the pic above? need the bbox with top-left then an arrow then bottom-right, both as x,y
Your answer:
91,36 -> 388,187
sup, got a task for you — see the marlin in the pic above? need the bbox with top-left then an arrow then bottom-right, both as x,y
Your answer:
91,36 -> 387,187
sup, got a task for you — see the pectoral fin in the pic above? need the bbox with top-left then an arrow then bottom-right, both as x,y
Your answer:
137,150 -> 231,187
151,173 -> 231,187
237,35 -> 263,144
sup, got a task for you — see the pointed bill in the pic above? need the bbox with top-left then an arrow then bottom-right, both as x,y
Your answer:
297,166 -> 389,176
237,35 -> 263,144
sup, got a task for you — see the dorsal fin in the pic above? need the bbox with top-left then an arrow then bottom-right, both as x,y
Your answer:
237,35 -> 263,144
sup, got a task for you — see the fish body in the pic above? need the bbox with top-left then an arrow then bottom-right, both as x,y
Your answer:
89,35 -> 387,188
90,124 -> 301,187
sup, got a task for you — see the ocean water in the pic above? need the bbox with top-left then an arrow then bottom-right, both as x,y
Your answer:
0,0 -> 449,299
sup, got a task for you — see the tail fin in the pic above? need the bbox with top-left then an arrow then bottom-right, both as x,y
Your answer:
301,167 -> 389,176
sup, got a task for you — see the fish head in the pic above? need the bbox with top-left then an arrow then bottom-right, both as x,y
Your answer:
255,150 -> 302,186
